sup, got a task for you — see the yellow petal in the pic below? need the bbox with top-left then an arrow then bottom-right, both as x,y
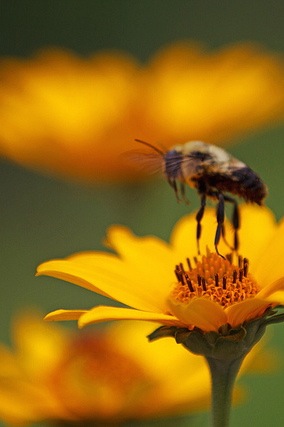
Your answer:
146,42 -> 284,145
167,298 -> 227,332
171,209 -> 218,257
107,320 -> 206,378
253,217 -> 284,286
0,50 -> 139,182
257,277 -> 284,300
236,205 -> 277,264
104,320 -> 215,414
44,309 -> 87,321
75,230 -> 174,306
105,226 -> 176,277
171,205 -> 276,262
12,311 -> 68,378
261,291 -> 284,305
37,253 -> 169,312
78,306 -> 181,329
0,380 -> 71,423
0,345 -> 21,377
225,298 -> 270,328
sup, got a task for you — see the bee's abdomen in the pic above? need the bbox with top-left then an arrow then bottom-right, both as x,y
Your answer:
208,167 -> 267,205
230,167 -> 267,204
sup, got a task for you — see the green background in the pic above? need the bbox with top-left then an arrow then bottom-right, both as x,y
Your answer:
1,1 -> 284,426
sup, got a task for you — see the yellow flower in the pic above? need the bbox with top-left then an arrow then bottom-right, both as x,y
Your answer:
0,42 -> 284,182
0,312 -> 236,424
0,311 -> 269,425
38,205 -> 284,334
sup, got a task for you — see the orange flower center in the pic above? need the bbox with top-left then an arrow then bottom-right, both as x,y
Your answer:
172,251 -> 260,308
48,334 -> 151,419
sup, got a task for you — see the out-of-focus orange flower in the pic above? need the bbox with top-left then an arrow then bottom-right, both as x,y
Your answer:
0,311 -> 273,426
0,42 -> 283,182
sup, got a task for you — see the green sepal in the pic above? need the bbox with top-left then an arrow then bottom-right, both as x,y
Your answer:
148,307 -> 284,361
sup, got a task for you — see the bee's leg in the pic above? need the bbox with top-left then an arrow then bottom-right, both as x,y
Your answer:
223,195 -> 240,252
215,193 -> 226,259
195,194 -> 206,255
168,178 -> 181,202
220,224 -> 234,252
180,182 -> 190,204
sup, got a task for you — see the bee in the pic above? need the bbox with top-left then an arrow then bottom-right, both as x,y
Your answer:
134,139 -> 268,257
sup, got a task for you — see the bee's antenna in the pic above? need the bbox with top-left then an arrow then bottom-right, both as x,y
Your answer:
135,139 -> 165,157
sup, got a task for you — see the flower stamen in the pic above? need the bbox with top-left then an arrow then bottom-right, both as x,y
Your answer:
197,274 -> 202,287
215,273 -> 219,287
172,252 -> 260,308
186,257 -> 192,271
244,258 -> 249,277
185,274 -> 194,292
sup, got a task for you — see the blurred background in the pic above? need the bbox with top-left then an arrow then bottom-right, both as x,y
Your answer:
0,1 -> 284,426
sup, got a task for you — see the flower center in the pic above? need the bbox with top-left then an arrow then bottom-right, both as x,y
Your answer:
48,334 -> 151,419
172,251 -> 260,308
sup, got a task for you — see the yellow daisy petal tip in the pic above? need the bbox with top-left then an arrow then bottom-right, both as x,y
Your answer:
77,306 -> 181,329
44,310 -> 86,322
104,225 -> 132,248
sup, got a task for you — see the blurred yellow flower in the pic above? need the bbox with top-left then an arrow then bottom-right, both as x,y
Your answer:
38,205 -> 284,333
0,42 -> 284,182
0,312 -> 270,426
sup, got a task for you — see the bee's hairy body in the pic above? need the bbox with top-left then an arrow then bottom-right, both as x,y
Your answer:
134,139 -> 267,257
164,141 -> 267,205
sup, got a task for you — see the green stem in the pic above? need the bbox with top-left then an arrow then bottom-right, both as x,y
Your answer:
205,356 -> 245,427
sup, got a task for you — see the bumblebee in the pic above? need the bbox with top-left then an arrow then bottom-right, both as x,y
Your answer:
134,139 -> 268,257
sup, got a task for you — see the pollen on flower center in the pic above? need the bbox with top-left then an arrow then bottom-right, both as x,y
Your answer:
172,251 -> 260,308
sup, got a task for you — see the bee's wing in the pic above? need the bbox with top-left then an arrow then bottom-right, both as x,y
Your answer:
217,158 -> 247,178
181,153 -> 242,177
123,149 -> 164,175
179,154 -> 207,177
